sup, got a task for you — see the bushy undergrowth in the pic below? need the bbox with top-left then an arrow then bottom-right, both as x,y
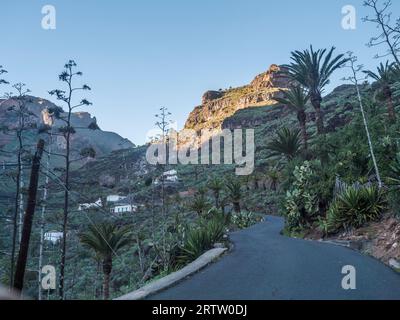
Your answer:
326,185 -> 387,233
177,215 -> 226,266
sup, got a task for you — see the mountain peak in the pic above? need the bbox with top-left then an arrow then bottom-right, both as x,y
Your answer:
184,64 -> 290,132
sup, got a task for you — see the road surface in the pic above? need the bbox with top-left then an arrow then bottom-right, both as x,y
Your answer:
149,215 -> 400,300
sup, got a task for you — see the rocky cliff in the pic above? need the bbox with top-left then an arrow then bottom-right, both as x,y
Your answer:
184,64 -> 290,132
0,96 -> 134,165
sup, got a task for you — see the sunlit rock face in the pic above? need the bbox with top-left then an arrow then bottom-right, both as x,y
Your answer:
184,64 -> 290,133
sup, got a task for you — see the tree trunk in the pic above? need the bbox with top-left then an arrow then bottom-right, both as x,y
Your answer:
59,111 -> 72,300
297,110 -> 308,150
384,86 -> 396,122
310,94 -> 324,134
102,256 -> 112,300
14,140 -> 45,292
10,133 -> 23,288
214,192 -> 220,208
233,201 -> 241,213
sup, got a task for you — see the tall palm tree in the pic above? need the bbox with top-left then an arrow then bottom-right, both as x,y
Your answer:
208,176 -> 224,208
274,86 -> 310,149
267,127 -> 302,161
80,223 -> 130,300
363,61 -> 397,122
225,178 -> 242,213
284,46 -> 348,134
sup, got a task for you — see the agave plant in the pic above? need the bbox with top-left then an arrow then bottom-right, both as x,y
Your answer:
267,127 -> 302,161
327,186 -> 387,232
178,217 -> 225,265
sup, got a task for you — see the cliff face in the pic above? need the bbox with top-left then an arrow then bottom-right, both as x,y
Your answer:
184,64 -> 290,132
0,96 -> 134,164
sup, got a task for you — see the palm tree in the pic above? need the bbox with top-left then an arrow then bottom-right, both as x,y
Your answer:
80,223 -> 130,300
274,86 -> 310,149
363,61 -> 397,122
225,178 -> 242,213
267,127 -> 302,161
284,46 -> 348,134
188,194 -> 210,216
208,177 -> 224,208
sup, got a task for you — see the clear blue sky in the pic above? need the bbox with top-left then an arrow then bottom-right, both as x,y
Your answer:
1,0 -> 399,144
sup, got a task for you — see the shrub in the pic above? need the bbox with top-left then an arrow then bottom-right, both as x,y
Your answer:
326,185 -> 387,232
177,217 -> 226,266
283,161 -> 319,230
232,211 -> 257,229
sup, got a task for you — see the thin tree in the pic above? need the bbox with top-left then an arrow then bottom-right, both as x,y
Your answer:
363,61 -> 397,121
4,83 -> 36,288
48,60 -> 92,299
283,46 -> 348,134
343,52 -> 383,188
13,139 -> 45,293
363,0 -> 400,65
274,86 -> 310,149
154,107 -> 172,271
37,114 -> 54,300
80,223 -> 130,300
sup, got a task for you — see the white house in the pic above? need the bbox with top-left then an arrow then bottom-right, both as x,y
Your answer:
110,204 -> 137,214
106,195 -> 127,203
44,231 -> 63,244
78,198 -> 102,211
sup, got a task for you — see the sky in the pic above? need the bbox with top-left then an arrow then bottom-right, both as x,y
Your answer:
0,0 -> 399,145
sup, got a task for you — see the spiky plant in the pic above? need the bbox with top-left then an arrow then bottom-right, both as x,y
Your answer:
267,127 -> 302,161
274,86 -> 310,149
283,46 -> 348,134
207,176 -> 224,208
363,61 -> 397,122
80,223 -> 130,300
225,178 -> 242,213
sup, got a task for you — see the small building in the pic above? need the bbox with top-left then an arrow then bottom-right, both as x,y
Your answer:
154,169 -> 179,185
44,231 -> 63,244
78,198 -> 102,211
106,195 -> 127,203
110,203 -> 137,214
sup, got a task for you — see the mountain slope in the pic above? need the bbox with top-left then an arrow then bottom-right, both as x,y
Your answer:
0,96 -> 134,165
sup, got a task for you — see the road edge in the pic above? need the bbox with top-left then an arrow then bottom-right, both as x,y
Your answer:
114,247 -> 227,300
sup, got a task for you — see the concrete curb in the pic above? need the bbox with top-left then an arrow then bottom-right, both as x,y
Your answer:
115,247 -> 227,300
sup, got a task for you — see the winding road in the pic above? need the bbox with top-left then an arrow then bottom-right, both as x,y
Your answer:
149,215 -> 400,300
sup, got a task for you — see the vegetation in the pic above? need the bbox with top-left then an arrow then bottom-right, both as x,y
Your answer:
267,127 -> 302,161
274,86 -> 310,149
326,185 -> 387,233
80,223 -> 131,300
283,46 -> 348,134
1,1 -> 400,299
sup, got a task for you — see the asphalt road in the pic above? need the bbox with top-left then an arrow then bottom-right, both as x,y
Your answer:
149,215 -> 400,300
